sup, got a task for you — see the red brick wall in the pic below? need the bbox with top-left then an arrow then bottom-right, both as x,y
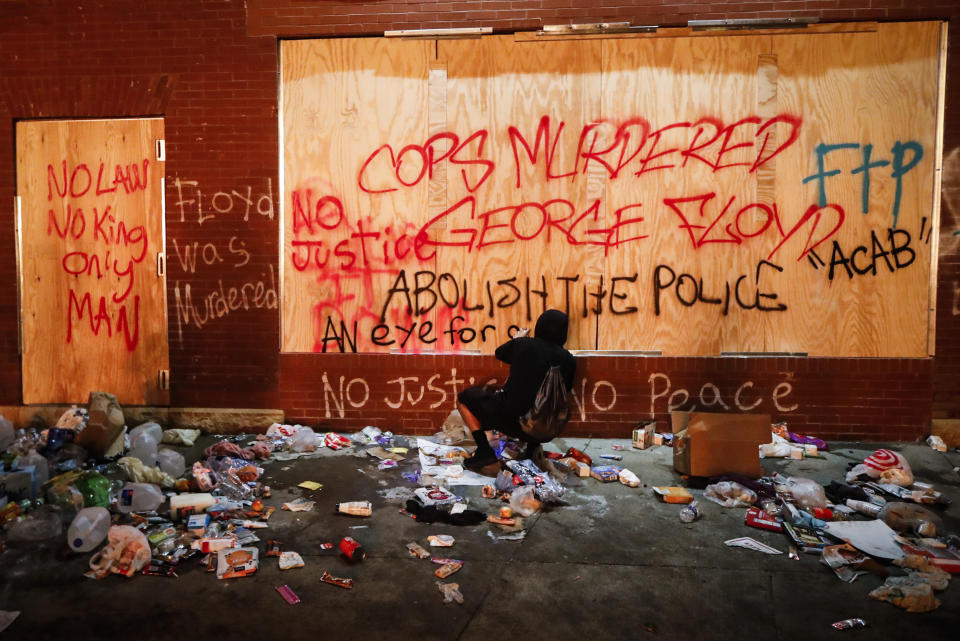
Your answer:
0,0 -> 956,441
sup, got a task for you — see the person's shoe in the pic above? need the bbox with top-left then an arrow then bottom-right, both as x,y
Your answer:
464,452 -> 498,471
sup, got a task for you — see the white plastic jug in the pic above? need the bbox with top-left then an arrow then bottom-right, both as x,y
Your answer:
116,482 -> 163,513
128,421 -> 163,444
156,448 -> 186,478
67,507 -> 111,552
169,492 -> 214,520
129,431 -> 158,466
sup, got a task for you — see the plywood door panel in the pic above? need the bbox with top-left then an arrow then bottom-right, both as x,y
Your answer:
17,118 -> 168,404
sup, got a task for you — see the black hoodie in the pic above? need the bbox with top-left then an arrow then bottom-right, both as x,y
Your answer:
494,310 -> 576,420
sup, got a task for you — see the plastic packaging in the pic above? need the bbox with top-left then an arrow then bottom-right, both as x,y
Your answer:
6,505 -> 62,541
336,501 -> 372,517
75,471 -> 112,508
504,459 -> 565,503
437,581 -> 464,604
780,476 -> 827,509
0,414 -> 15,451
846,449 -> 914,486
116,482 -> 163,513
67,507 -> 111,552
880,502 -> 943,537
289,427 -> 317,453
156,448 -> 186,478
339,536 -> 365,561
169,492 -> 214,520
129,421 -> 163,444
88,525 -> 151,579
704,481 -> 757,508
679,501 -> 700,523
508,486 -> 542,517
20,450 -> 49,487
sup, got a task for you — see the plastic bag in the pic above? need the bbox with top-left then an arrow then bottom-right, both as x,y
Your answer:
704,481 -> 757,508
161,428 -> 201,447
75,471 -> 112,508
881,502 -> 943,537
518,366 -> 570,442
504,459 -> 564,503
436,581 -> 464,604
846,449 -> 914,486
87,525 -> 151,579
289,427 -> 317,453
509,485 -> 542,517
779,476 -> 827,509
117,456 -> 177,488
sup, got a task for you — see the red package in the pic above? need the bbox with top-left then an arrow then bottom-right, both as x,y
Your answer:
745,507 -> 783,532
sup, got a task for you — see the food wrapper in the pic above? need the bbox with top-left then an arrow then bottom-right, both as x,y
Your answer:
278,551 -> 304,570
406,542 -> 430,559
435,561 -> 463,578
216,546 -> 258,579
320,571 -> 354,589
428,534 -> 455,547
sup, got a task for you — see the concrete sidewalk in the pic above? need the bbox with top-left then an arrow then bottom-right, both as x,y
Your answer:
2,437 -> 959,641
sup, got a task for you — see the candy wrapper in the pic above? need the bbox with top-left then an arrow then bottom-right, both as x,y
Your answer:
320,571 -> 354,589
279,551 -> 304,570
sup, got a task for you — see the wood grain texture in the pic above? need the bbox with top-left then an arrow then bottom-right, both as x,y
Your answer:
17,118 -> 168,404
280,22 -> 942,356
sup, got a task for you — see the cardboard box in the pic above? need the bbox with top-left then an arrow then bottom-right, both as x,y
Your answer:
672,411 -> 770,478
632,421 -> 655,450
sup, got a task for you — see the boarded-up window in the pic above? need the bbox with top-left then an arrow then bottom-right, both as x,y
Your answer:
280,22 -> 945,357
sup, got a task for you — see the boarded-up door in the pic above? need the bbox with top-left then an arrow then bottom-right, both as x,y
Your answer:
16,118 -> 169,405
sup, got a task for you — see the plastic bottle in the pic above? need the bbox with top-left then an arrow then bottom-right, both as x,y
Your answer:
335,501 -> 372,516
0,414 -> 14,451
116,482 -> 163,513
169,492 -> 214,520
156,448 -> 186,478
846,498 -> 882,518
67,506 -> 110,552
20,449 -> 50,492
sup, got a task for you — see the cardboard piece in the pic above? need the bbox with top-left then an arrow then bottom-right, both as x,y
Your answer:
672,411 -> 770,478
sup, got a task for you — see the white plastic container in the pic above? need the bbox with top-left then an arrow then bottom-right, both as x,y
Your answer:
129,431 -> 159,466
67,507 -> 111,552
117,482 -> 164,513
156,448 -> 186,478
169,492 -> 214,520
128,421 -> 163,444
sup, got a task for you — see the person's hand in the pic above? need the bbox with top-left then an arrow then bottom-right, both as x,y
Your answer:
514,327 -> 529,338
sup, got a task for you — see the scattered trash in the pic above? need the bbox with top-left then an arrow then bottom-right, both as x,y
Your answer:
618,468 -> 640,488
744,507 -> 782,533
339,536 -> 365,561
434,560 -> 463,578
321,571 -> 354,589
67,507 -> 110,552
336,501 -> 372,517
297,481 -> 322,490
724,537 -> 782,555
428,534 -> 455,547
652,486 -> 693,504
87,525 -> 152,579
679,501 -> 700,523
926,435 -> 947,452
217,547 -> 258,579
486,530 -> 526,542
282,498 -> 315,512
847,449 -> 914,486
821,544 -> 872,583
832,618 -> 867,631
279,551 -> 304,570
407,541 -> 431,558
704,482 -> 757,508
276,584 -> 301,605
161,429 -> 202,447
437,581 -> 464,604
822,520 -> 905,560
599,454 -> 622,461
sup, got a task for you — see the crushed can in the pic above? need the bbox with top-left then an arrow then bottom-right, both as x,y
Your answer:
339,536 -> 365,562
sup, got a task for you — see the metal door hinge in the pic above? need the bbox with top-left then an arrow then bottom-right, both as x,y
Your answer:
157,252 -> 165,276
158,369 -> 170,390
156,139 -> 165,161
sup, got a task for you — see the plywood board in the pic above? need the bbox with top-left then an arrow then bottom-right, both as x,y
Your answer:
17,118 -> 168,404
281,38 -> 435,353
280,21 -> 943,357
